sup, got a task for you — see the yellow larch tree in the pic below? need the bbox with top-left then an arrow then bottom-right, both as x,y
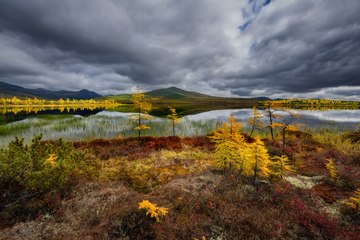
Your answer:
325,159 -> 337,180
209,114 -> 249,172
167,107 -> 181,136
130,87 -> 153,137
271,155 -> 294,179
244,137 -> 271,183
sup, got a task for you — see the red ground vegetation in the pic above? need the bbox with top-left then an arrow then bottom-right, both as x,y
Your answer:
1,135 -> 359,239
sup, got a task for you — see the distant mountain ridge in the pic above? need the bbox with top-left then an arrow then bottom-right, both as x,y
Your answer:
0,81 -> 101,100
103,86 -> 265,107
145,86 -> 213,99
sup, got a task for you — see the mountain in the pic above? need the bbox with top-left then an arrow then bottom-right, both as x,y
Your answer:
145,86 -> 212,100
0,81 -> 101,100
104,86 -> 215,102
103,86 -> 261,109
252,96 -> 271,100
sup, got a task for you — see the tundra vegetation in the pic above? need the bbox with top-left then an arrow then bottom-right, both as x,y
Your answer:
0,97 -> 359,239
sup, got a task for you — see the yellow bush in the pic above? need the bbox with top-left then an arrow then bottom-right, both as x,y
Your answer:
325,159 -> 337,180
138,200 -> 168,222
344,189 -> 360,212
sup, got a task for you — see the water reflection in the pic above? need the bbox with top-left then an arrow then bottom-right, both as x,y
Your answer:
184,109 -> 360,129
0,108 -> 359,148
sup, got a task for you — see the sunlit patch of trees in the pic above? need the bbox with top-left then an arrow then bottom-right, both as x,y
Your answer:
0,96 -> 119,114
261,99 -> 360,110
209,114 -> 281,184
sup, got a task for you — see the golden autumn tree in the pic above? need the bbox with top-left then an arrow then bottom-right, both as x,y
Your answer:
209,114 -> 248,172
130,87 -> 152,137
167,107 -> 181,136
247,105 -> 264,137
325,159 -> 337,180
244,137 -> 271,183
271,155 -> 294,179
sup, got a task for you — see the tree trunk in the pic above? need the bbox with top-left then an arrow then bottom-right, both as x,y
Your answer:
282,127 -> 286,154
268,109 -> 274,140
254,155 -> 258,185
172,119 -> 175,136
249,122 -> 255,137
138,111 -> 141,138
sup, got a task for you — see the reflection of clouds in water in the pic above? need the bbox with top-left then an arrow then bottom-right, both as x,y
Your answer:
96,111 -> 130,117
295,110 -> 360,123
184,109 -> 251,123
96,111 -> 161,121
2,108 -> 359,148
97,109 -> 360,124
183,108 -> 360,130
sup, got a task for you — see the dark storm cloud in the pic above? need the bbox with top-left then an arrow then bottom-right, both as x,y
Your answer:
0,0 -> 359,98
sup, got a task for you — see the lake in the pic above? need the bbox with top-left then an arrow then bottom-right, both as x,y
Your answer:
0,107 -> 359,148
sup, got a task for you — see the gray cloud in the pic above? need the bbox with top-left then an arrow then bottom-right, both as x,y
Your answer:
0,0 -> 359,99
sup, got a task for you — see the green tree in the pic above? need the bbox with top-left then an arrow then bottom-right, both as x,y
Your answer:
167,107 -> 181,136
130,88 -> 152,137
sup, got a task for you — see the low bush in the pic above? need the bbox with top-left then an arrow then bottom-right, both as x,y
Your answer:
0,135 -> 95,227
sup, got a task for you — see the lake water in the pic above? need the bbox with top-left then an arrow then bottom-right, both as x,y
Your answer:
0,108 -> 359,148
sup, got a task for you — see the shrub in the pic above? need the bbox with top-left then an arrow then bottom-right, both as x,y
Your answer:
138,200 -> 168,222
0,135 -> 88,194
344,189 -> 360,213
325,158 -> 337,180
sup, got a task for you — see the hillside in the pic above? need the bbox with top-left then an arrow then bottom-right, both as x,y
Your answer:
146,86 -> 211,99
104,86 -> 259,108
0,81 -> 101,100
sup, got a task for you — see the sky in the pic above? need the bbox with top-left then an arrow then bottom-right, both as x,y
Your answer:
0,0 -> 359,100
